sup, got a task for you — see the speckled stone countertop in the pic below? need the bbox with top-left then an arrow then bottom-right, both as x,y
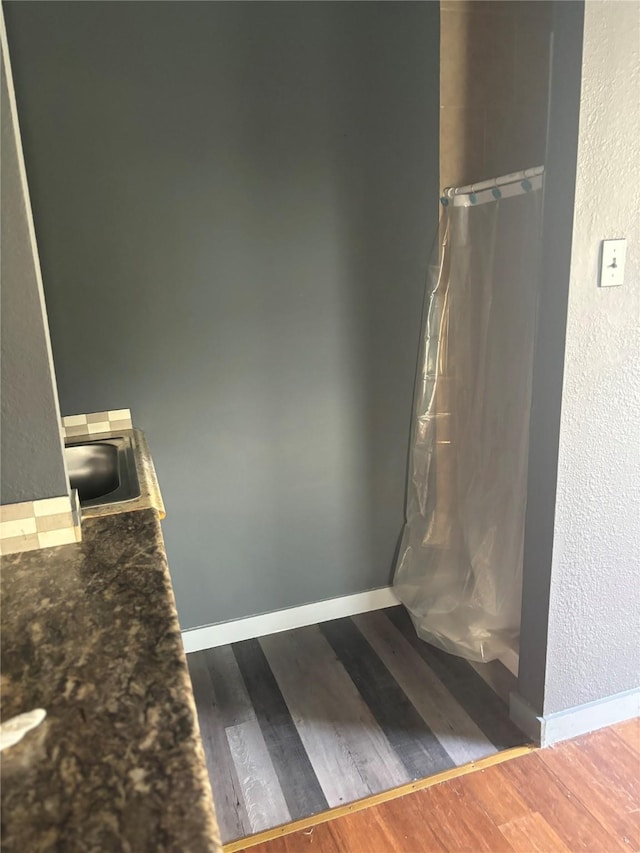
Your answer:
0,509 -> 221,853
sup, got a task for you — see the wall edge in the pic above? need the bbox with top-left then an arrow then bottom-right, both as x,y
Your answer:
510,687 -> 639,747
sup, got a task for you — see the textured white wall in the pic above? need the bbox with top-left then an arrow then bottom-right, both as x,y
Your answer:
543,0 -> 640,714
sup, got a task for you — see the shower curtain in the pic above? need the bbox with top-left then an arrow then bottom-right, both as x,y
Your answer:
393,172 -> 543,663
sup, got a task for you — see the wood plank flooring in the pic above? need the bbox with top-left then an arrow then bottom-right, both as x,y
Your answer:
187,605 -> 526,844
243,719 -> 640,853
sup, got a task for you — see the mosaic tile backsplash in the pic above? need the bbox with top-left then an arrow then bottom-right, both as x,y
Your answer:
1,409 -> 133,555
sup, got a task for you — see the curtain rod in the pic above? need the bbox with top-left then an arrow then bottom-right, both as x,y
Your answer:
443,166 -> 544,197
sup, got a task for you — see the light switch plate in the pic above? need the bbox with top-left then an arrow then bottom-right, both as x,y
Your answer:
600,239 -> 626,287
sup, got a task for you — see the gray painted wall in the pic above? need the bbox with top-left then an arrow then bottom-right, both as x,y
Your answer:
0,33 -> 68,505
519,0 -> 640,716
5,2 -> 439,629
518,0 -> 585,713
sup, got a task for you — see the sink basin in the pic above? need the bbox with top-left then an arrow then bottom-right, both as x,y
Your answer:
65,436 -> 140,507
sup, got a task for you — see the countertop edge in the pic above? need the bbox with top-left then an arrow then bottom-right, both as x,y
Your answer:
1,508 -> 221,852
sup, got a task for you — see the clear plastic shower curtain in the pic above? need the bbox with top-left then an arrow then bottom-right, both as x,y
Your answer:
393,184 -> 543,662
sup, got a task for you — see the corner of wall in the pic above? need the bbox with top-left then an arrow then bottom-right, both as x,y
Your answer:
510,687 -> 639,748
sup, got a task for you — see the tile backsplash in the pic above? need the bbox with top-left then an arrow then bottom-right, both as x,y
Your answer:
63,408 -> 133,439
1,408 -> 132,556
0,492 -> 81,556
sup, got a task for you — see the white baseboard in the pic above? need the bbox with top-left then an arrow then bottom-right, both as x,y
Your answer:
510,687 -> 640,747
181,586 -> 401,654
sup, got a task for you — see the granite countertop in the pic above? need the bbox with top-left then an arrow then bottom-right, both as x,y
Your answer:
0,509 -> 221,853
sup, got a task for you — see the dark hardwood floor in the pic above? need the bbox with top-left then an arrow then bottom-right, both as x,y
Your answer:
242,718 -> 640,853
188,606 -> 526,844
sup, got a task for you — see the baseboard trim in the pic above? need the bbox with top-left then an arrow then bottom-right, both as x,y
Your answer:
181,586 -> 401,654
510,687 -> 640,747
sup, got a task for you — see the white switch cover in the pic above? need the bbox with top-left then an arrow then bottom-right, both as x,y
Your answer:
600,239 -> 626,287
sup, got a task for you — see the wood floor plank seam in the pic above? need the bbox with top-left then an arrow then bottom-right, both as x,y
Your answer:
230,720 -> 639,853
385,606 -> 526,749
204,645 -> 256,728
259,625 -> 409,808
535,734 -> 639,850
319,617 -> 456,780
202,644 -> 286,836
187,653 -> 253,841
613,718 -> 640,756
225,719 -> 292,834
222,745 -> 535,852
231,638 -> 330,821
418,775 -> 518,852
189,606 -> 529,845
352,610 -> 499,765
497,750 -> 631,852
497,812 -> 573,853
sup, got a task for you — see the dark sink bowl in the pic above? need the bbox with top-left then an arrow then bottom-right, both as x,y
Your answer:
65,436 -> 140,507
